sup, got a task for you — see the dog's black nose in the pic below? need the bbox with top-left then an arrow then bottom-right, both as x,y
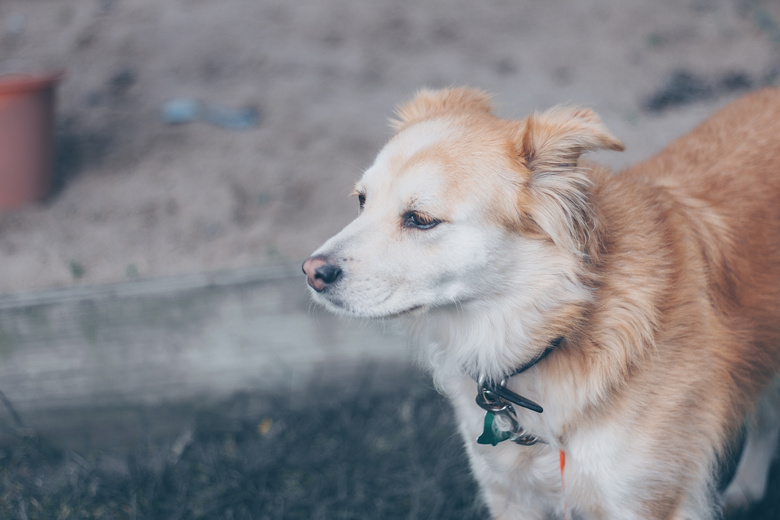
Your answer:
302,255 -> 343,292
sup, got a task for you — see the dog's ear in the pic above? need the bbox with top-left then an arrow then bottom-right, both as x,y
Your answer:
391,87 -> 493,131
515,107 -> 624,257
518,106 -> 625,170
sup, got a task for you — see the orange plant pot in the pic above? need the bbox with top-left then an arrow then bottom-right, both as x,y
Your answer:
0,72 -> 62,211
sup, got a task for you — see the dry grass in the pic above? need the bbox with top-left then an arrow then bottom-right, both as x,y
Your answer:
1,363 -> 778,519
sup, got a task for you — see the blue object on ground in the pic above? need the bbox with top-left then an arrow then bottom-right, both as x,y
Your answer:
160,98 -> 202,124
160,98 -> 260,130
202,105 -> 260,130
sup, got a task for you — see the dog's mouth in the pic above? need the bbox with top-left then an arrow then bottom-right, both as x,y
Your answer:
314,290 -> 426,319
387,304 -> 426,318
353,304 -> 426,320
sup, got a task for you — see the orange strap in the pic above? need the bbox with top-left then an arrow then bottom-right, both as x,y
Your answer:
560,450 -> 571,520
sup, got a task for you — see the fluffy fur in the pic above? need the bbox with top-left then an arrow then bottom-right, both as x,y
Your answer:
303,87 -> 780,519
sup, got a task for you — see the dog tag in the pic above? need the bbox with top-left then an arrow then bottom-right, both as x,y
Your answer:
477,412 -> 511,446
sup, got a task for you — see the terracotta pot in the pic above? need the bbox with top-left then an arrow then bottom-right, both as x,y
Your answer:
0,72 -> 62,211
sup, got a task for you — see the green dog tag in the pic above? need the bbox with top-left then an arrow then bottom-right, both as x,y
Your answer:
477,412 -> 511,446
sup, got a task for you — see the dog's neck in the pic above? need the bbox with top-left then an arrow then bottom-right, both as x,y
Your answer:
408,278 -> 590,391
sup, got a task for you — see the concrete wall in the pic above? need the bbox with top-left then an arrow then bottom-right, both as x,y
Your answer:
0,263 -> 409,415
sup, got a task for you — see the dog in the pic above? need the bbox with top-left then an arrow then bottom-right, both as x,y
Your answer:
303,87 -> 780,520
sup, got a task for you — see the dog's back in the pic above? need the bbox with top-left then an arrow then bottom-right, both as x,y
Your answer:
610,88 -> 780,510
625,88 -> 780,399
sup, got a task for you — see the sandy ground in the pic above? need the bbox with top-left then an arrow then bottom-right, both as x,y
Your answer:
0,0 -> 779,294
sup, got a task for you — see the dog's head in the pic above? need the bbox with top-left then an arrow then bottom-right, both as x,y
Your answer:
303,88 -> 623,321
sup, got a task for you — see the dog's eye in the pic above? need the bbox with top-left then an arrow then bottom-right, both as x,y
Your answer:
403,211 -> 440,230
358,193 -> 366,211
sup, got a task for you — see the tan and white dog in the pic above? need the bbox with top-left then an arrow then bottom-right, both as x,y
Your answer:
303,87 -> 780,520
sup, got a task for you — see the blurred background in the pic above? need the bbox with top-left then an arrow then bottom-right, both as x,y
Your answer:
1,0 -> 779,518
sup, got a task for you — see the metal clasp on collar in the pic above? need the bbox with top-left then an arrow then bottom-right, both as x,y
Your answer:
475,377 -> 542,446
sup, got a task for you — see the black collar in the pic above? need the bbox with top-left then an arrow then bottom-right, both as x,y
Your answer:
475,336 -> 563,414
504,336 -> 563,380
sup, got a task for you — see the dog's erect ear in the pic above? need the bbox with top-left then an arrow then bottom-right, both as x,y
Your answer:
390,87 -> 493,131
516,107 -> 624,257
